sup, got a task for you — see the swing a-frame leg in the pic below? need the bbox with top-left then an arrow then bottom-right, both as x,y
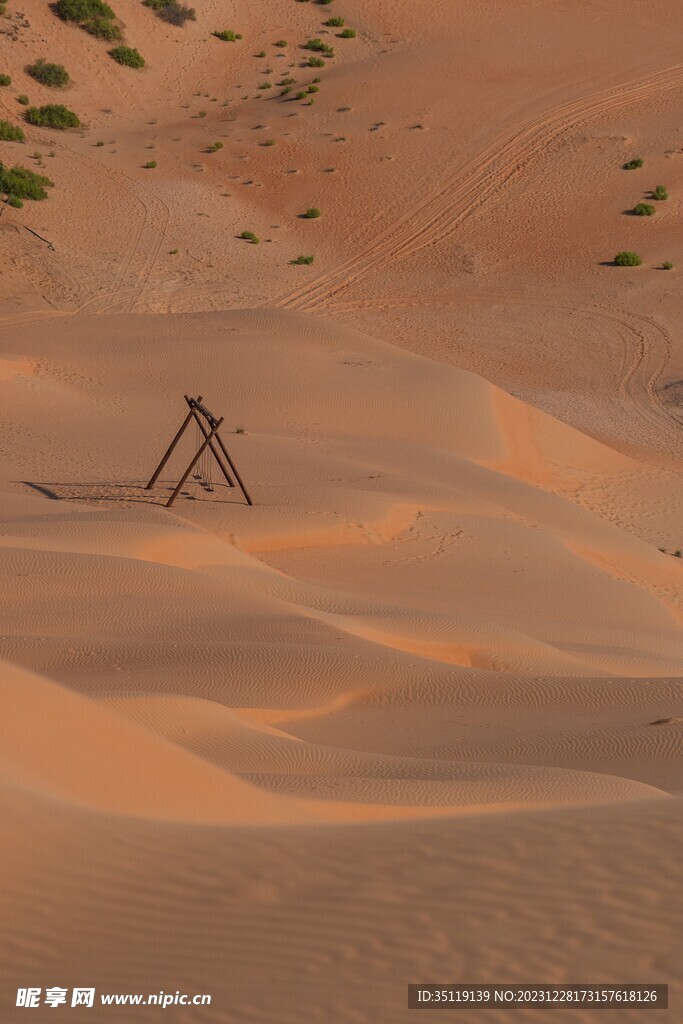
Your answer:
146,395 -> 254,508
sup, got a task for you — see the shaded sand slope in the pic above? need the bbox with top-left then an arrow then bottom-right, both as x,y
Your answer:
0,788 -> 680,1023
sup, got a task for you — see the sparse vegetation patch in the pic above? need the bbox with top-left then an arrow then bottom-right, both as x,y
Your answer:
0,74 -> 11,87
633,202 -> 654,216
652,184 -> 668,201
240,230 -> 259,244
109,46 -> 145,67
143,0 -> 196,25
25,104 -> 80,129
614,251 -> 642,266
27,59 -> 70,87
0,120 -> 24,141
0,162 -> 54,200
213,29 -> 242,41
622,157 -> 643,170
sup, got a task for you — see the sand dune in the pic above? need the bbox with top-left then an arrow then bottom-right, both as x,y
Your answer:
1,0 -> 682,1019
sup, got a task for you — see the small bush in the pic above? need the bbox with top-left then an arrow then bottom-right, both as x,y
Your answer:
623,157 -> 643,170
57,0 -> 115,22
653,184 -> 668,201
258,82 -> 272,90
325,16 -> 344,26
280,87 -> 292,96
279,76 -> 296,86
144,0 -> 195,24
662,261 -> 673,270
86,17 -> 122,40
143,160 -> 157,168
274,39 -> 287,47
614,251 -> 642,266
110,46 -> 145,68
339,27 -> 356,38
305,38 -> 334,56
633,202 -> 655,216
0,120 -> 25,141
27,59 -> 70,88
262,138 -> 276,146
25,104 -> 80,129
290,254 -> 314,264
256,50 -> 266,58
308,56 -> 325,67
95,139 -> 104,146
0,162 -> 54,200
7,196 -> 24,208
240,230 -> 259,244
213,29 -> 241,41
17,94 -> 29,105
0,73 -> 11,87
303,206 -> 321,218
207,141 -> 223,152
295,91 -> 306,100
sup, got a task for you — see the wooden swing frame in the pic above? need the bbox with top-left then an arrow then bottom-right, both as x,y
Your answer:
146,394 -> 253,508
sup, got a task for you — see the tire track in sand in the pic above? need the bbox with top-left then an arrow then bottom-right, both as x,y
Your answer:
74,164 -> 170,316
273,63 -> 683,313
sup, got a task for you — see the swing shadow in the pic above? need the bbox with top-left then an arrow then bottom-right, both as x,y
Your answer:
20,480 -> 248,506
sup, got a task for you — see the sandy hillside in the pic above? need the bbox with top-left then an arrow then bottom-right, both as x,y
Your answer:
0,0 -> 682,1021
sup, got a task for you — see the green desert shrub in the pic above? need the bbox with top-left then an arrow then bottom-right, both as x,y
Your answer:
0,73 -> 11,86
325,16 -> 344,26
17,94 -> 29,105
274,39 -> 287,47
662,261 -> 673,270
303,206 -> 321,218
290,254 -> 314,264
295,90 -> 306,100
109,46 -> 145,67
256,50 -> 266,58
0,120 -> 24,141
27,59 -> 70,87
7,196 -> 24,208
143,160 -> 157,168
305,38 -> 334,57
623,157 -> 643,170
307,84 -> 319,93
339,27 -> 356,38
240,230 -> 259,243
308,56 -> 325,68
57,0 -> 115,21
213,29 -> 241,41
633,202 -> 655,216
652,184 -> 668,201
0,162 -> 54,200
258,82 -> 272,90
85,16 -> 121,39
25,104 -> 80,129
614,251 -> 642,266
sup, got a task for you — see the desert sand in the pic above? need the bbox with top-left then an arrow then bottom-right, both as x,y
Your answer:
0,0 -> 682,1020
